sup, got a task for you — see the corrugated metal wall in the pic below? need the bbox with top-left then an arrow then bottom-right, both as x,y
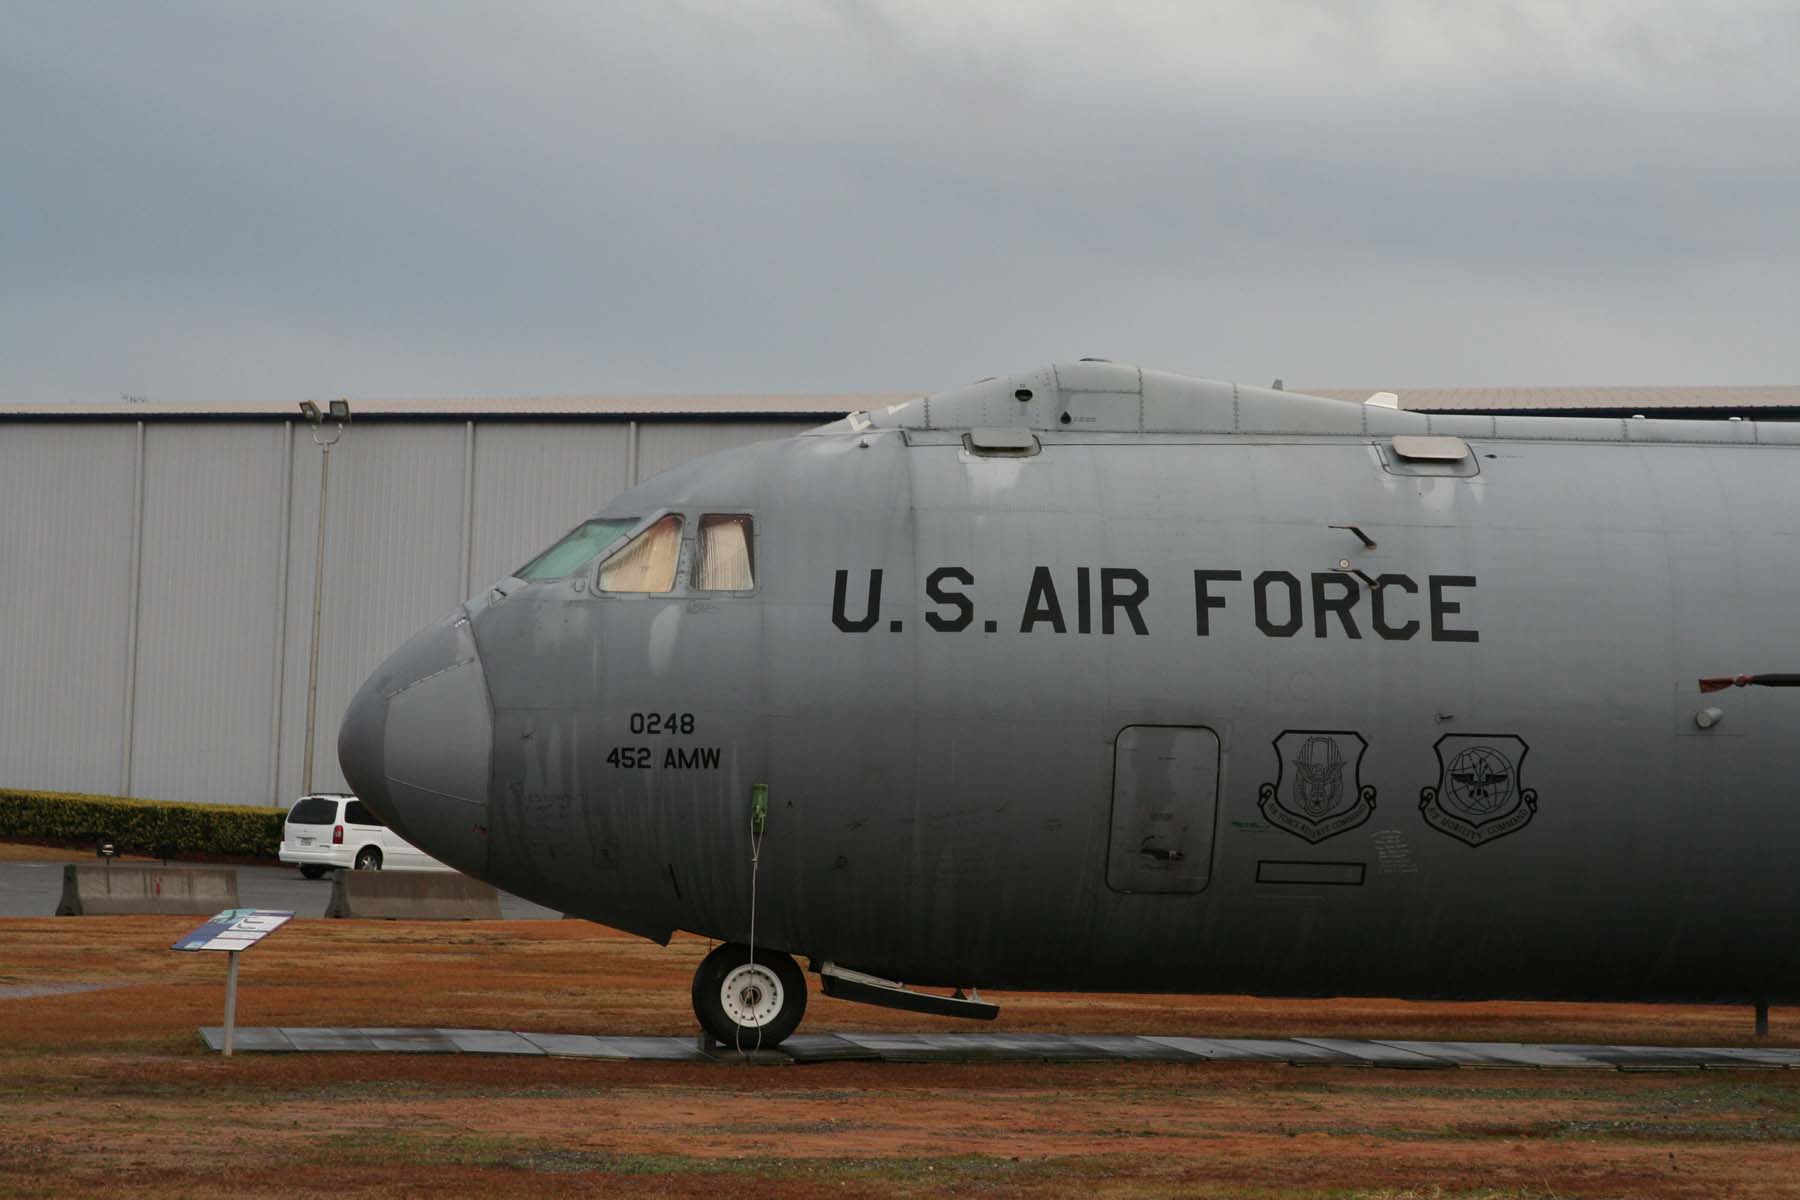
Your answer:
0,418 -> 801,806
467,423 -> 634,592
0,424 -> 138,795
638,421 -> 798,481
131,423 -> 290,804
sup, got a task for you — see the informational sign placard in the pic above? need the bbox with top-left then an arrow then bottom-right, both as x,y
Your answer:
172,909 -> 294,953
170,908 -> 295,1057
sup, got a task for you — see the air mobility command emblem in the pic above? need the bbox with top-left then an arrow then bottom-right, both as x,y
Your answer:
1419,733 -> 1538,846
1258,730 -> 1377,843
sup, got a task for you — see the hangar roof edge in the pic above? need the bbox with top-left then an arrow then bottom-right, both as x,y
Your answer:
0,393 -> 919,422
5,385 -> 1799,422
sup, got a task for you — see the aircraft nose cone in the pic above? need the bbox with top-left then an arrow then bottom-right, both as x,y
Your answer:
337,608 -> 494,877
338,672 -> 390,816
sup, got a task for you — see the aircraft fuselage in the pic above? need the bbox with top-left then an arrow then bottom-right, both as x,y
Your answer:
342,363 -> 1800,1021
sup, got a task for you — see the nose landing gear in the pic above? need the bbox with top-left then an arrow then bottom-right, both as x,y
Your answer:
691,942 -> 807,1047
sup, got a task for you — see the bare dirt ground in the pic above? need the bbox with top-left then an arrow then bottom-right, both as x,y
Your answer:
4,914 -> 1800,1198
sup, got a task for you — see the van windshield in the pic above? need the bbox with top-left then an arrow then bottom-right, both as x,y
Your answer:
516,519 -> 637,581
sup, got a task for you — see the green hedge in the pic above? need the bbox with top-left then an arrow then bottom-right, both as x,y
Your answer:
0,788 -> 284,859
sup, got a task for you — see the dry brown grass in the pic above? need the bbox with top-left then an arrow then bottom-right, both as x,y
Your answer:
0,841 -> 159,863
3,915 -> 1800,1197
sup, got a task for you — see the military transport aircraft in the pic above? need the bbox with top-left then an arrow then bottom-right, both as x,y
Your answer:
339,361 -> 1800,1046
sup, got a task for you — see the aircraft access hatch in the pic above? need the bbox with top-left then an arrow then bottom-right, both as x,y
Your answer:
1107,725 -> 1220,894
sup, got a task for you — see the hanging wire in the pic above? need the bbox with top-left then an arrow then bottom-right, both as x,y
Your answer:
736,784 -> 769,1056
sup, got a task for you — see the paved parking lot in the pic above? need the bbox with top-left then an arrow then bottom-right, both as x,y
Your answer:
0,859 -> 561,919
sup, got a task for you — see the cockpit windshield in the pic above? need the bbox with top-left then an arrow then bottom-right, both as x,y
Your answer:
598,514 -> 683,593
515,518 -> 637,581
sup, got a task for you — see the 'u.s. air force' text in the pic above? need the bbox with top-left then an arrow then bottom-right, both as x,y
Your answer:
831,567 -> 1477,642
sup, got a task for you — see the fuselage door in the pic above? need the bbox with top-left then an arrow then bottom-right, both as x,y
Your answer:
1107,725 -> 1220,894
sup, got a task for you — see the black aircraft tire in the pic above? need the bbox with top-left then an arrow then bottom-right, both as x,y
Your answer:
300,864 -> 328,880
691,943 -> 807,1047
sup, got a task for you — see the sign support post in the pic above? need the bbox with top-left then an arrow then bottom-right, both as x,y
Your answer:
223,950 -> 241,1056
171,908 -> 294,1056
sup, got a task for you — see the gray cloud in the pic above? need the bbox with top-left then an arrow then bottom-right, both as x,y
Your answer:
3,0 -> 1798,402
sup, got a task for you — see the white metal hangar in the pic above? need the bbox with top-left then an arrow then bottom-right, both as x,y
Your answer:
3,382 -> 1796,810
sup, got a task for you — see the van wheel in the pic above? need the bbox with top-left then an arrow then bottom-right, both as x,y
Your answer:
691,943 -> 806,1047
354,847 -> 382,871
300,864 -> 328,880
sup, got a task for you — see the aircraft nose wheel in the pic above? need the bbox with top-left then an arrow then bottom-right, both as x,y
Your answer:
692,942 -> 807,1047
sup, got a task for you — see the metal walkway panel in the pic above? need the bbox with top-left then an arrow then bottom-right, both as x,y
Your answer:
779,1033 -> 883,1063
1689,1046 -> 1800,1068
1295,1037 -> 1457,1068
981,1032 -> 1136,1061
1375,1041 -> 1606,1069
587,1036 -> 710,1062
911,1033 -> 1060,1061
1140,1036 -> 1266,1061
1195,1037 -> 1366,1064
1065,1035 -> 1195,1061
441,1029 -> 544,1055
363,1028 -> 460,1053
834,1033 -> 944,1061
1558,1044 -> 1743,1070
191,1028 -> 1800,1070
520,1033 -> 628,1059
953,1032 -> 1097,1060
698,1043 -> 790,1064
200,1026 -> 295,1052
281,1027 -> 379,1052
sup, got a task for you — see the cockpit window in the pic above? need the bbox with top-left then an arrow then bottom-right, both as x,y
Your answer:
516,518 -> 637,582
694,515 -> 754,591
598,514 -> 683,593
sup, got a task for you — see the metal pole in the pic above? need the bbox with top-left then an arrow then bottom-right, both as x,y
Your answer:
300,441 -> 331,796
1757,998 -> 1770,1039
223,950 -> 240,1057
119,420 -> 147,795
460,420 -> 476,598
268,420 -> 295,806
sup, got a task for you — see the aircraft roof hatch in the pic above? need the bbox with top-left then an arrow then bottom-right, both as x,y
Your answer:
1392,435 -> 1472,461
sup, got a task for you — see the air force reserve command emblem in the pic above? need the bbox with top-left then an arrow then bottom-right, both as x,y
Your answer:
1419,733 -> 1538,846
1258,730 -> 1377,843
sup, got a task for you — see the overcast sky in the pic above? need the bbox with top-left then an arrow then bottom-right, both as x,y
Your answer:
3,1 -> 1797,402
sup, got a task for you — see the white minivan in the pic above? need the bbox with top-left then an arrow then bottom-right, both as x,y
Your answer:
279,794 -> 453,878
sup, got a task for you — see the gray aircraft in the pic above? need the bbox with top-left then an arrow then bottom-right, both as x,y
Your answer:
338,361 -> 1800,1045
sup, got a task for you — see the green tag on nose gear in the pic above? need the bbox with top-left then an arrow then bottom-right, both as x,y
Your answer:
750,783 -> 768,836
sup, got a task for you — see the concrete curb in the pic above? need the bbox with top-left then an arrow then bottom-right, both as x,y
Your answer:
324,870 -> 502,920
56,864 -> 239,916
